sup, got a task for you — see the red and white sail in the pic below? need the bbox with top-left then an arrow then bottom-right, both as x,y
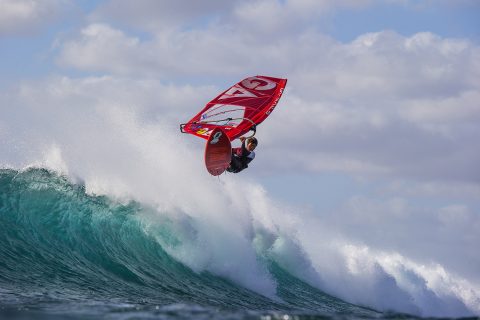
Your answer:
181,76 -> 287,140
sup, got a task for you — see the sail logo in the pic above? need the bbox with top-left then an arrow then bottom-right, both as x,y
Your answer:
266,87 -> 284,115
218,77 -> 277,100
210,131 -> 222,144
241,76 -> 276,91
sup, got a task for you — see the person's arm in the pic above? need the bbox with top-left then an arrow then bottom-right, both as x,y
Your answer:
240,138 -> 247,155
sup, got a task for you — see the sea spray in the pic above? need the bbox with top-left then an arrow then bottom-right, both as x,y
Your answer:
0,168 -> 379,319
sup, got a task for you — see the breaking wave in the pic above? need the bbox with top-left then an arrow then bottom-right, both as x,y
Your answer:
1,168 -> 478,319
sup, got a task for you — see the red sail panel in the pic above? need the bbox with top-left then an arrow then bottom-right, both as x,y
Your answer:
181,76 -> 287,140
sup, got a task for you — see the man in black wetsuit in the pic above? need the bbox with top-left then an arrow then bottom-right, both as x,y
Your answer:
226,137 -> 258,173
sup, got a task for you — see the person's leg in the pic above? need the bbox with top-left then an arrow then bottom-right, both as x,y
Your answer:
227,155 -> 241,173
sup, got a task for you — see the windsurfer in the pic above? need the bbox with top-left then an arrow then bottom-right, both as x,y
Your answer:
227,137 -> 258,173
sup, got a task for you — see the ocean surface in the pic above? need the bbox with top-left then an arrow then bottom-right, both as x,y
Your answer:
0,168 -> 476,320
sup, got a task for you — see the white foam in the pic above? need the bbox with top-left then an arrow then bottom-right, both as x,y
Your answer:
1,76 -> 479,317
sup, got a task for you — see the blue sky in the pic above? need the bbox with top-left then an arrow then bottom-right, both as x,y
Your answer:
330,1 -> 480,42
1,0 -> 480,316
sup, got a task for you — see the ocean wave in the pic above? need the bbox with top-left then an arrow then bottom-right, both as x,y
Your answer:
0,168 -> 377,318
1,168 -> 478,319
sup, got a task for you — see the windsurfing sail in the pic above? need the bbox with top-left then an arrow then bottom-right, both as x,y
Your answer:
180,75 -> 287,140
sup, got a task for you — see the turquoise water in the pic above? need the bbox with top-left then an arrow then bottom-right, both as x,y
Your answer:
0,168 -> 438,319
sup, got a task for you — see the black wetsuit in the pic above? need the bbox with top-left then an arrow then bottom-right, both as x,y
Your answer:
226,140 -> 255,173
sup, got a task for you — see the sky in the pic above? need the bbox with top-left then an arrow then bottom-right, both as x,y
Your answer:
1,0 -> 480,317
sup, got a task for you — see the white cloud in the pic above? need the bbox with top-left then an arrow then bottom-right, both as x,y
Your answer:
57,24 -> 147,75
89,0 -> 238,33
0,0 -> 70,36
89,0 -> 371,35
386,180 -> 480,199
55,19 -> 480,186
